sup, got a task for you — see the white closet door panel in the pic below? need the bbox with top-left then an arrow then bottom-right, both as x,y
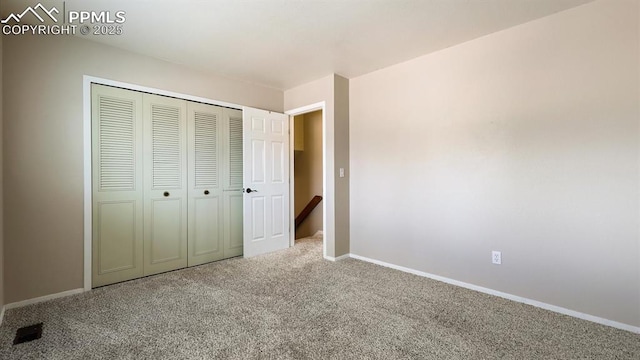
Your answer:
242,107 -> 290,258
193,196 -> 222,255
97,98 -> 136,190
149,198 -> 184,263
91,84 -> 144,287
223,193 -> 243,258
194,110 -> 219,188
152,105 -> 183,189
223,108 -> 244,258
96,201 -> 137,273
187,102 -> 224,266
144,94 -> 188,275
227,111 -> 244,189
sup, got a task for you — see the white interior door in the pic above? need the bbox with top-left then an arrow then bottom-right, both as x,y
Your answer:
242,107 -> 290,257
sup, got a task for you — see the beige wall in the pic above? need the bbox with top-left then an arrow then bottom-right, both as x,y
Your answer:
0,31 -> 4,310
284,74 -> 350,258
334,76 -> 350,256
350,0 -> 639,327
294,110 -> 323,238
2,34 -> 283,304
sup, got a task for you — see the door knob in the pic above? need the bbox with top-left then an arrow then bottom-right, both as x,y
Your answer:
245,188 -> 258,193
204,190 -> 210,195
163,191 -> 170,197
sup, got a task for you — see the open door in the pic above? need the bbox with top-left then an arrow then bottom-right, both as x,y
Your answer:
242,107 -> 290,257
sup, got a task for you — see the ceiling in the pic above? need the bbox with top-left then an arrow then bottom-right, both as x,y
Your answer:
1,0 -> 593,90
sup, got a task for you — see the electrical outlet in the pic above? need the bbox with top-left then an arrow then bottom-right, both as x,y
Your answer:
339,168 -> 345,178
492,251 -> 502,265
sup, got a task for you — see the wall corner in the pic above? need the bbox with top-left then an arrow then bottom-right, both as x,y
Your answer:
333,74 -> 350,256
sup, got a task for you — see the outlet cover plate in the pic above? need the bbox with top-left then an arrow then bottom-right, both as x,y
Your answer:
492,251 -> 502,265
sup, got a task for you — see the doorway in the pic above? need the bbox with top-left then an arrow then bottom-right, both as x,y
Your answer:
293,110 -> 324,241
287,106 -> 326,254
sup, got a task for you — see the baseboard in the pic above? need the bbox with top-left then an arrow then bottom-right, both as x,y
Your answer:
323,253 -> 350,262
349,253 -> 640,334
4,288 -> 85,311
0,305 -> 5,326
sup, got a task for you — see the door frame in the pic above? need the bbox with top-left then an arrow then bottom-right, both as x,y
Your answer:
82,75 -> 244,291
284,102 -> 327,259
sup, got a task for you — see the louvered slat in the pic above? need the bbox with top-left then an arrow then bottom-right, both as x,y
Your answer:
228,116 -> 243,188
152,104 -> 182,188
194,111 -> 218,188
99,96 -> 135,190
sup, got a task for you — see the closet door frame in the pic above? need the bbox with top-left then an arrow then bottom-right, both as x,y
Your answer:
83,77 -> 245,290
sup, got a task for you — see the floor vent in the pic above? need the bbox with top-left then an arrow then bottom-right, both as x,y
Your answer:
13,323 -> 43,345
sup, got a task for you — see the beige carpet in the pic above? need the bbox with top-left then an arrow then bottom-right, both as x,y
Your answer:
0,236 -> 638,359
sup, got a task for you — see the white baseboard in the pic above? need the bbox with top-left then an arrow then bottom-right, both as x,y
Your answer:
334,253 -> 351,261
4,288 -> 85,311
349,253 -> 640,334
323,253 -> 350,262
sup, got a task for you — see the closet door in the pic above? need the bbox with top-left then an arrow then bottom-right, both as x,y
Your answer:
187,102 -> 225,266
223,108 -> 244,258
143,94 -> 188,276
92,84 -> 144,287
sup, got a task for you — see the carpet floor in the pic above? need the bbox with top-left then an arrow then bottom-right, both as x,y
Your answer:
0,235 -> 638,359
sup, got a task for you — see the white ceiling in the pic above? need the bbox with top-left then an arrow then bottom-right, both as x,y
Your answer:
1,0 -> 593,90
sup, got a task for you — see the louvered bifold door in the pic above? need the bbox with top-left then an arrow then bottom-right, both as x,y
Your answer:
187,102 -> 225,266
143,94 -> 188,276
92,84 -> 144,287
223,108 -> 244,258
